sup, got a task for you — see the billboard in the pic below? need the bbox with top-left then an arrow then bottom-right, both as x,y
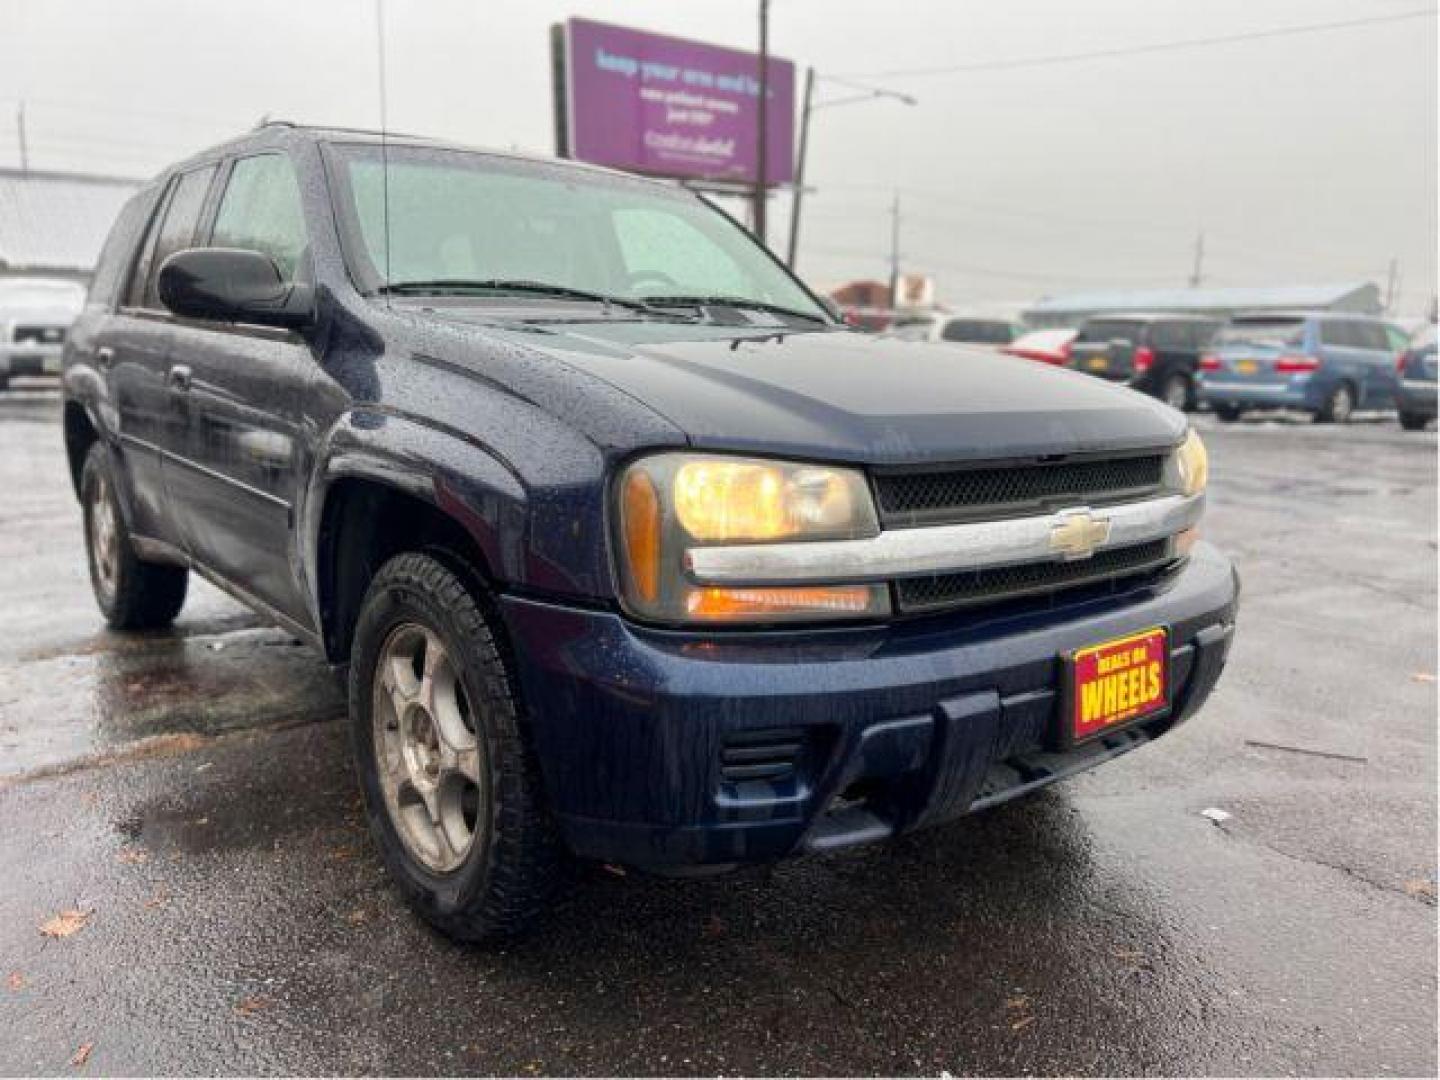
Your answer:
555,18 -> 795,187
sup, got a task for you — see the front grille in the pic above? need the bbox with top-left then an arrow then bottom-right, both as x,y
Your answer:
720,728 -> 806,783
895,540 -> 1173,614
12,325 -> 66,346
874,454 -> 1166,526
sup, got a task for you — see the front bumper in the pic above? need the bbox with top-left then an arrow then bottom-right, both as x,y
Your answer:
499,542 -> 1239,869
0,343 -> 64,377
1198,374 -> 1317,410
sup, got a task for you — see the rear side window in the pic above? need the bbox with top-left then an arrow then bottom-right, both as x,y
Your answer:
1217,319 -> 1306,348
1077,319 -> 1144,344
1320,321 -> 1354,348
88,188 -> 157,309
1357,322 -> 1390,351
941,319 -> 1014,344
135,164 -> 216,311
211,155 -> 309,280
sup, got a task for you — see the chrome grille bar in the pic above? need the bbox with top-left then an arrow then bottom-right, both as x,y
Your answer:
685,494 -> 1202,587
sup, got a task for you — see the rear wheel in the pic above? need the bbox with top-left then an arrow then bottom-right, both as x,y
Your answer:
349,551 -> 566,940
1315,383 -> 1356,424
81,442 -> 188,630
1214,404 -> 1245,422
1160,372 -> 1193,411
0,373 -> 10,393
1399,410 -> 1431,431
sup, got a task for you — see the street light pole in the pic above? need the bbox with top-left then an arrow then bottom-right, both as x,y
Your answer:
785,67 -> 816,269
785,76 -> 916,271
753,0 -> 770,243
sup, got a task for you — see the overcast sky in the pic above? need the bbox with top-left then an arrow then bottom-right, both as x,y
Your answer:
1,0 -> 1435,313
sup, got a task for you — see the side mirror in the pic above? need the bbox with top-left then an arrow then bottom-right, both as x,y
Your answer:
158,248 -> 313,331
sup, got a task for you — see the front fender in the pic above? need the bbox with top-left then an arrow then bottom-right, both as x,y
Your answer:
303,408 -> 616,604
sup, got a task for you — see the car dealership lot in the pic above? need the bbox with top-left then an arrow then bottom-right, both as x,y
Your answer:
0,385 -> 1433,1076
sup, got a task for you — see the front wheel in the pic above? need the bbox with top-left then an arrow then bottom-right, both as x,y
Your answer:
348,552 -> 566,940
81,442 -> 188,630
1315,383 -> 1355,424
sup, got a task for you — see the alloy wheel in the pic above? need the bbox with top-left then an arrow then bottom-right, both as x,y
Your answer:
372,622 -> 485,873
89,473 -> 120,600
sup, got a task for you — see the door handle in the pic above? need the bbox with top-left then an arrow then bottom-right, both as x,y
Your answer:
96,346 -> 115,370
167,364 -> 193,391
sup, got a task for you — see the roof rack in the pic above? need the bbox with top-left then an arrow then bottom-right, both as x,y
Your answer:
250,119 -> 436,141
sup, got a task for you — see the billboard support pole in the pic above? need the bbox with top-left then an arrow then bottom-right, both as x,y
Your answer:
753,0 -> 770,243
786,67 -> 815,270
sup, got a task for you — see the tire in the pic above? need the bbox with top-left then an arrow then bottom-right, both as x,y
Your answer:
1399,411 -> 1430,431
81,442 -> 188,630
1314,383 -> 1355,424
1214,404 -> 1245,422
0,373 -> 10,393
1160,372 -> 1193,411
348,551 -> 566,940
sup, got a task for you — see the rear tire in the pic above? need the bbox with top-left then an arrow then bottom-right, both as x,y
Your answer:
348,551 -> 567,941
81,442 -> 188,630
1315,383 -> 1355,424
1399,411 -> 1430,431
0,373 -> 10,393
1214,404 -> 1245,422
1160,372 -> 1193,411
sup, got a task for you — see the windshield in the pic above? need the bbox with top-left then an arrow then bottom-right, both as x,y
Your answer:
329,144 -> 826,320
1216,318 -> 1306,348
1077,319 -> 1145,344
942,318 -> 1015,344
0,280 -> 85,310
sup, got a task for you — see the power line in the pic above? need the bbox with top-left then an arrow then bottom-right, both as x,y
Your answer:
839,7 -> 1437,81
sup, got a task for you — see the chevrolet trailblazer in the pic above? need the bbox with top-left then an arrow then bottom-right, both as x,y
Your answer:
62,125 -> 1238,939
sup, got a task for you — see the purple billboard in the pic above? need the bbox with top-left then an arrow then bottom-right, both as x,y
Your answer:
556,18 -> 795,186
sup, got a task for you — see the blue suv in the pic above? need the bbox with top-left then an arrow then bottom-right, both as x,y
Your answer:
1199,312 -> 1399,423
61,125 -> 1238,939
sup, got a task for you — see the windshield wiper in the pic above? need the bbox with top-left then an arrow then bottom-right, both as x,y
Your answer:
374,278 -> 678,318
640,294 -> 830,324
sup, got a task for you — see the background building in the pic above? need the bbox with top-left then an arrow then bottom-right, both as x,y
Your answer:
0,168 -> 142,283
1023,282 -> 1383,328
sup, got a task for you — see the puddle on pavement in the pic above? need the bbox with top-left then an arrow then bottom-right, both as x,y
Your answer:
0,623 -> 346,778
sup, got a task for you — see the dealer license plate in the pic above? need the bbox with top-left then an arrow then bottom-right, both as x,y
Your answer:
1087,356 -> 1109,371
1066,627 -> 1169,744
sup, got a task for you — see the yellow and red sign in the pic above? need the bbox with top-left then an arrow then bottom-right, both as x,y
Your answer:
1070,627 -> 1168,742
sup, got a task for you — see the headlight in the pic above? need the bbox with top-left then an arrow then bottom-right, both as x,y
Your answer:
615,453 -> 889,624
1164,429 -> 1209,497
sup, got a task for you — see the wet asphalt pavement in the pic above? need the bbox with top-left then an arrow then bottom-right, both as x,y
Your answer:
0,381 -> 1434,1076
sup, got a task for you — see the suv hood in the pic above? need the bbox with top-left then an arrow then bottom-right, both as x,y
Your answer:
431,312 -> 1186,465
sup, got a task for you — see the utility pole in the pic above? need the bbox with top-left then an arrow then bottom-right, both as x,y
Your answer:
753,0 -> 770,244
785,66 -> 816,269
16,101 -> 29,174
1187,231 -> 1205,288
888,191 -> 901,312
1384,257 -> 1399,312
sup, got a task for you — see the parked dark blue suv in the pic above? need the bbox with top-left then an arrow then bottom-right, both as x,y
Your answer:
62,125 -> 1238,939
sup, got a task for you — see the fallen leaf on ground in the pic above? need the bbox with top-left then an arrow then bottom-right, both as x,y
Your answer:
143,891 -> 168,910
6,971 -> 24,991
1010,1015 -> 1036,1032
1112,948 -> 1145,962
1403,879 -> 1437,901
701,914 -> 726,938
345,908 -> 369,927
39,910 -> 91,938
69,1043 -> 93,1067
1004,995 -> 1029,1011
234,995 -> 269,1016
116,846 -> 148,865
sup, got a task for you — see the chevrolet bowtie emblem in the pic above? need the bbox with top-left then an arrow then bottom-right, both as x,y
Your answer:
1050,509 -> 1112,561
